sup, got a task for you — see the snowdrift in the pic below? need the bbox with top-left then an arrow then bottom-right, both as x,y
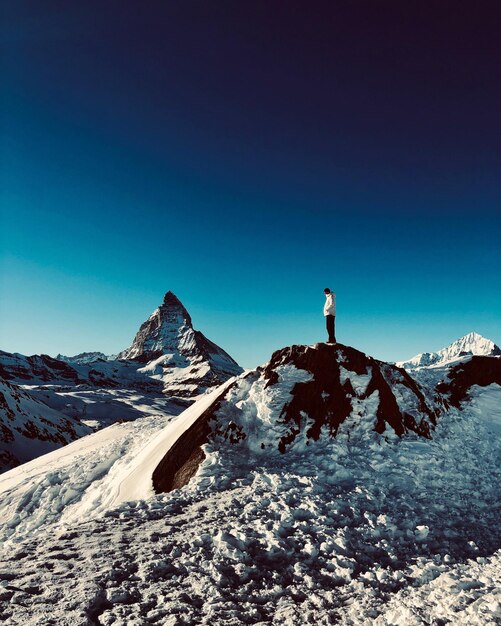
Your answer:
0,342 -> 500,625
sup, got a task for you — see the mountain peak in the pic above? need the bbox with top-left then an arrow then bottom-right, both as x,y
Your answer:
163,290 -> 183,307
397,332 -> 501,369
116,292 -> 242,393
158,291 -> 193,327
118,292 -> 194,361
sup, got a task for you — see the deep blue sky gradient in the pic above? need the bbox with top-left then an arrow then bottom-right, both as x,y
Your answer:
1,1 -> 500,367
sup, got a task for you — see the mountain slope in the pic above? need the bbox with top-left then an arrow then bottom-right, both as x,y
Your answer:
117,291 -> 243,395
0,377 -> 92,472
396,331 -> 501,369
0,341 -> 499,625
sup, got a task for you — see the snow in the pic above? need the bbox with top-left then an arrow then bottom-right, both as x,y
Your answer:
111,378 -> 236,505
0,359 -> 500,624
397,332 -> 500,369
0,380 -> 92,471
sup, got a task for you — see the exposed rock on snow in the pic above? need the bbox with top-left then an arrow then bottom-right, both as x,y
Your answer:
396,331 -> 501,369
152,343 -> 443,494
436,355 -> 501,407
0,368 -> 499,625
0,377 -> 91,472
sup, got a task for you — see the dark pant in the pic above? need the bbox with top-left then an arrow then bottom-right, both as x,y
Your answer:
326,315 -> 336,342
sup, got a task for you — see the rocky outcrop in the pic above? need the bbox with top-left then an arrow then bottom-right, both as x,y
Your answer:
436,355 -> 501,407
264,344 -> 439,448
152,343 -> 443,494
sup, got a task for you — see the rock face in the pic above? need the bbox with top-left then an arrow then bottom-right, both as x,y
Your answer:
152,343 -> 443,493
0,377 -> 91,472
118,291 -> 243,396
436,355 -> 501,407
0,350 -> 84,385
396,332 -> 501,369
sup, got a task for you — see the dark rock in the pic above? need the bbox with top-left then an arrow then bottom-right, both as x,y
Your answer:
436,356 -> 501,407
152,344 -> 441,494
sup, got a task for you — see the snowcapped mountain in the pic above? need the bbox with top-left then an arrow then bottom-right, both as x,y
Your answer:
0,377 -> 91,472
0,340 -> 499,625
117,291 -> 243,395
396,331 -> 501,369
0,291 -> 242,398
0,292 -> 242,471
56,351 -> 112,364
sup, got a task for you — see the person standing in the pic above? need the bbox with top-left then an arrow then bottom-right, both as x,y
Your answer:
323,288 -> 336,343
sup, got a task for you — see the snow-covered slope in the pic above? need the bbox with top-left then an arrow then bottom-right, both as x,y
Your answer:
0,342 -> 499,625
0,377 -> 92,472
0,342 -> 446,536
396,331 -> 501,369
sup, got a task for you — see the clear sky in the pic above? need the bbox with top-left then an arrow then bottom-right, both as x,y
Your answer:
1,1 -> 500,368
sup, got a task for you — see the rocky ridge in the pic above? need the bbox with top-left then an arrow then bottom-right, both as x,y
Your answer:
152,342 -> 444,493
396,331 -> 501,369
0,377 -> 91,472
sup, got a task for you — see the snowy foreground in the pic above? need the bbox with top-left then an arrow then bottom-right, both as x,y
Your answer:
0,372 -> 500,624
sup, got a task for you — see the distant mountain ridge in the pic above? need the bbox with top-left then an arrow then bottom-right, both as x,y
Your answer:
0,377 -> 91,472
56,352 -> 113,365
396,332 -> 501,370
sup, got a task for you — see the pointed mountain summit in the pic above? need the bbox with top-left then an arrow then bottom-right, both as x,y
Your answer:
117,291 -> 243,396
118,291 -> 194,362
396,331 -> 501,370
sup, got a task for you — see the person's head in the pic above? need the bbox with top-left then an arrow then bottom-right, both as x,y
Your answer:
324,288 -> 331,294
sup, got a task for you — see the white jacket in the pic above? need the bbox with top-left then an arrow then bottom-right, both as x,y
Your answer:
324,291 -> 336,316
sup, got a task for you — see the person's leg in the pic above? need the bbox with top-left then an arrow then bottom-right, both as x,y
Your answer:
332,316 -> 336,343
326,315 -> 335,342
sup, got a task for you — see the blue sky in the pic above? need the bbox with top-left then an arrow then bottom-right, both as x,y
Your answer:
1,1 -> 500,368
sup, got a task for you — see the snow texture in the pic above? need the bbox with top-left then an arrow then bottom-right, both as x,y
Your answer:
0,343 -> 500,625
